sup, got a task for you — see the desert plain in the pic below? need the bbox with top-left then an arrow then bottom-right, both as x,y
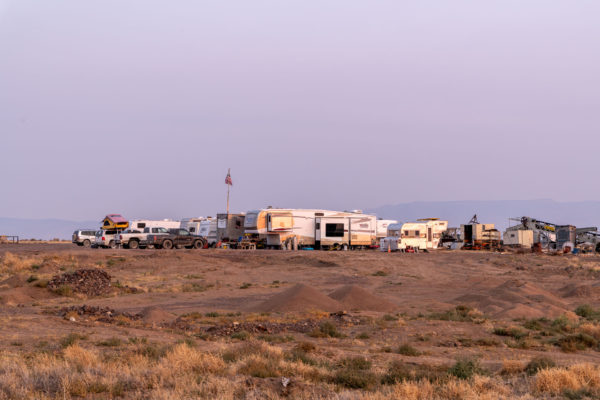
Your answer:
2,244 -> 600,399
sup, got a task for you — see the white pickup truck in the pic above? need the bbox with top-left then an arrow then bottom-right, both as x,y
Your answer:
119,227 -> 169,249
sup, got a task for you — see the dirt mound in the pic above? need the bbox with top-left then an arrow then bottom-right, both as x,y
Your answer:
251,284 -> 343,312
558,283 -> 600,298
0,286 -> 56,306
328,285 -> 397,312
455,279 -> 569,319
0,274 -> 28,288
47,269 -> 111,296
138,306 -> 176,324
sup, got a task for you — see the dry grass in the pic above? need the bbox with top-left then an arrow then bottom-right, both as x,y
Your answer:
0,252 -> 42,275
500,359 -> 525,375
534,363 -> 600,395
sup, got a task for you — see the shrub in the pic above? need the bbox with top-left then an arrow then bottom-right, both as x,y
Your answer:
448,358 -> 483,380
356,332 -> 370,340
382,314 -> 398,321
493,327 -> 527,340
333,357 -> 377,389
557,333 -> 598,352
239,282 -> 252,289
575,305 -> 600,320
205,311 -> 220,318
523,317 -> 549,331
397,343 -> 421,356
526,356 -> 556,375
238,356 -> 280,378
60,333 -> 88,348
429,305 -> 483,323
26,275 -> 38,283
309,321 -> 344,338
231,331 -> 250,341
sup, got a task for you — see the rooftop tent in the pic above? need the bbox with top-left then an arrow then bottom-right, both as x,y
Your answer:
102,214 -> 129,230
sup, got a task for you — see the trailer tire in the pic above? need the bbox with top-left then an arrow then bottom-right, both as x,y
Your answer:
128,240 -> 139,249
162,240 -> 173,250
82,240 -> 91,248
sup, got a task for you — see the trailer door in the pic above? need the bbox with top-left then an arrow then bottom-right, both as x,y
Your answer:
315,217 -> 321,250
427,226 -> 433,248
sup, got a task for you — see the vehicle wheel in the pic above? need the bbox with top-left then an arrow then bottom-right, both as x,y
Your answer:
82,240 -> 90,247
162,240 -> 173,250
109,240 -> 115,249
193,240 -> 204,249
128,240 -> 139,249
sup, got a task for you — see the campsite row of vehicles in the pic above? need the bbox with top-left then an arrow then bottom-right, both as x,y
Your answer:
74,211 -> 600,253
73,211 -> 416,251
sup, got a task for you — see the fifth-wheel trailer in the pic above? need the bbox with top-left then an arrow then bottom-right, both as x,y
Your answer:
243,208 -> 378,250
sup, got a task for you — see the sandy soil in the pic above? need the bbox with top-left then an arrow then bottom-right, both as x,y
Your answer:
2,243 -> 600,397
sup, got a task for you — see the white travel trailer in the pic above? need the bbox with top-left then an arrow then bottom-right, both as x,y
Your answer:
399,218 -> 448,252
199,219 -> 217,245
129,219 -> 181,232
180,217 -> 211,235
376,219 -> 398,239
243,208 -> 378,250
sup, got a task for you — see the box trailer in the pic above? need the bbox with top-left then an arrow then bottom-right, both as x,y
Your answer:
461,223 -> 501,250
216,213 -> 245,246
503,229 -> 534,248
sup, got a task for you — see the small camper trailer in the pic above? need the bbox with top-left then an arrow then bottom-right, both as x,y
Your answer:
399,218 -> 448,252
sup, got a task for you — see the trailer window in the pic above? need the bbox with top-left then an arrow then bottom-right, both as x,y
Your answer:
325,223 -> 344,237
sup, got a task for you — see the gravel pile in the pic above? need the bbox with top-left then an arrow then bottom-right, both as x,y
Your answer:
48,269 -> 112,296
59,305 -> 139,322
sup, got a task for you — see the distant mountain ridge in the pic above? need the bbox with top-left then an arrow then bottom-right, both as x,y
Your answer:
3,200 -> 600,240
0,217 -> 98,240
365,199 -> 600,232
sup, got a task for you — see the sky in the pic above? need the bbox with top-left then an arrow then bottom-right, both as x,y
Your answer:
1,1 -> 599,221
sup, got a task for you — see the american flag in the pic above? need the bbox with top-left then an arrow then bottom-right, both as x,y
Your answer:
225,169 -> 233,186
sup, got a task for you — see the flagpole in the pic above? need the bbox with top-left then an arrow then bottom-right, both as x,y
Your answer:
226,168 -> 230,216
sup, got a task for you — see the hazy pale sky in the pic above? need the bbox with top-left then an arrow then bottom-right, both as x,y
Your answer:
1,1 -> 599,220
